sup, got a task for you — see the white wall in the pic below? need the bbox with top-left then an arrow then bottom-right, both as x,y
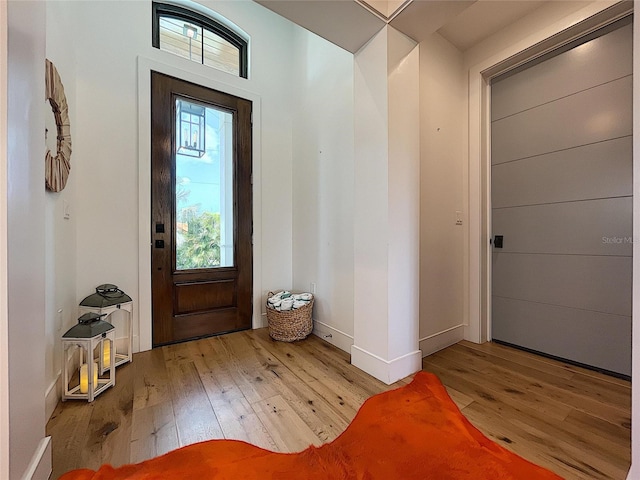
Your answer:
387,27 -> 420,362
44,0 -> 77,421
7,1 -> 51,478
69,0 -> 295,350
353,28 -> 390,361
291,27 -> 355,352
0,3 -> 8,476
418,32 -> 466,355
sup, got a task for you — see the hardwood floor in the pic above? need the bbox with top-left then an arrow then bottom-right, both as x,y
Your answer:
423,341 -> 631,479
46,328 -> 631,480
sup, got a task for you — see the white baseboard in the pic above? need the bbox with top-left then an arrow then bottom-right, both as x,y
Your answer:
21,436 -> 51,480
312,320 -> 353,353
254,312 -> 267,329
45,373 -> 61,421
419,324 -> 465,357
351,345 -> 422,385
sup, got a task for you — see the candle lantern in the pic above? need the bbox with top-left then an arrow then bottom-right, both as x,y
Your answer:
62,313 -> 115,402
79,284 -> 133,373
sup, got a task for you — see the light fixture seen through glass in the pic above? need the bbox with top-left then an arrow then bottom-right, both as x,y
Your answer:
183,24 -> 197,39
177,99 -> 206,158
183,24 -> 198,60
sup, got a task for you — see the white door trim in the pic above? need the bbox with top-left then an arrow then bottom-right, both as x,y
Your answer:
0,1 -> 9,477
137,56 -> 263,352
631,9 -> 640,480
465,0 -> 632,344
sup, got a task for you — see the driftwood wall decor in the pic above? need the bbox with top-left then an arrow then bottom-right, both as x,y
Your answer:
45,59 -> 72,192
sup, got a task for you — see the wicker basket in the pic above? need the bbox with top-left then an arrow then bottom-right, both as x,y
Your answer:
266,292 -> 314,342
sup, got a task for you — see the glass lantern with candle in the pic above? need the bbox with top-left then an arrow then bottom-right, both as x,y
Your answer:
62,313 -> 116,402
79,284 -> 133,373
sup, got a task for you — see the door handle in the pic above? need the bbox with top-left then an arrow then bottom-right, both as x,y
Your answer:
493,235 -> 503,249
155,239 -> 165,249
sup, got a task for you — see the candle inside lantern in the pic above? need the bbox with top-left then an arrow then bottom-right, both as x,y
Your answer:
79,361 -> 98,394
103,340 -> 111,369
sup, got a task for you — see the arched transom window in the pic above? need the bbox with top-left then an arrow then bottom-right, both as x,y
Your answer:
152,2 -> 248,78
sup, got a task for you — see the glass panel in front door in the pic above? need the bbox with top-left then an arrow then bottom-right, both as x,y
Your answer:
175,97 -> 234,270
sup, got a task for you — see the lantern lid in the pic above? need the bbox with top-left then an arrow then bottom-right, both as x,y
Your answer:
63,316 -> 114,339
79,312 -> 105,324
80,284 -> 132,308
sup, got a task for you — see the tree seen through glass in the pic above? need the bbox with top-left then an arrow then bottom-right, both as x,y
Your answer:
175,99 -> 234,270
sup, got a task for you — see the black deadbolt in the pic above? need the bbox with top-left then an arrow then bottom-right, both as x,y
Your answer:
155,223 -> 165,233
494,235 -> 504,249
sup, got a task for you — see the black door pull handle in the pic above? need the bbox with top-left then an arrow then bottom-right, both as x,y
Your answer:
493,235 -> 503,248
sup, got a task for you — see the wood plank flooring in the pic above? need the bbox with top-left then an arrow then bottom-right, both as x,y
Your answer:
423,341 -> 631,479
46,329 -> 631,479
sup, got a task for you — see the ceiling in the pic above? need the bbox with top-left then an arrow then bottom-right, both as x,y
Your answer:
437,0 -> 547,51
255,0 -> 556,53
255,0 -> 386,53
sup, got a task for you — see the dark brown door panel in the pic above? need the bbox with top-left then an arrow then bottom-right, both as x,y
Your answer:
151,71 -> 252,346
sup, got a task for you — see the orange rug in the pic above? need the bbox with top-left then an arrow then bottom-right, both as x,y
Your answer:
60,371 -> 561,480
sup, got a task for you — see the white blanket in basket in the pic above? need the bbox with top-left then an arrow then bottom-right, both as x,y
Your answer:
267,291 -> 312,311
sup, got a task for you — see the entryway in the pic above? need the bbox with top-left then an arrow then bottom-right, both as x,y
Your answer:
150,72 -> 253,346
490,18 -> 632,378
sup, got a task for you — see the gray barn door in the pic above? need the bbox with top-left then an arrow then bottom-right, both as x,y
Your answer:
490,19 -> 632,377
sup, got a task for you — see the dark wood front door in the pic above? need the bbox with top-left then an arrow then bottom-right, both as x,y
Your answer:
151,72 -> 252,346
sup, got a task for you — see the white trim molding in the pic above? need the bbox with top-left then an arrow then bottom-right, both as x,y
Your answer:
465,1 -> 630,344
351,345 -> 422,385
312,320 -> 354,353
20,437 -> 51,480
257,312 -> 267,329
629,5 -> 639,480
0,1 -> 8,477
45,372 -> 61,421
137,56 -> 263,352
419,324 -> 465,357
